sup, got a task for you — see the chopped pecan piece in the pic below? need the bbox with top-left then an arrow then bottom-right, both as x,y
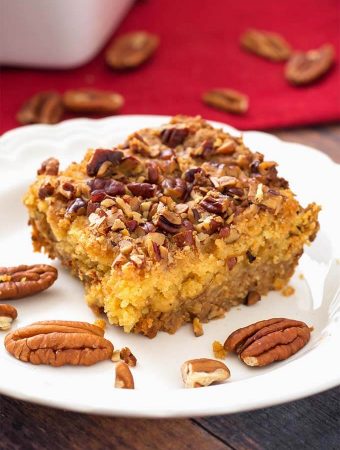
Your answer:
63,89 -> 124,114
17,91 -> 64,125
4,320 -> 113,366
181,358 -> 230,388
245,291 -> 261,306
38,182 -> 54,200
192,317 -> 204,337
37,157 -> 59,176
86,149 -> 124,177
285,44 -> 334,85
202,89 -> 249,114
173,230 -> 194,247
115,362 -> 134,389
162,178 -> 187,200
240,29 -> 291,61
0,304 -> 18,331
127,182 -> 157,198
120,347 -> 137,367
147,162 -> 160,183
160,127 -> 189,147
0,265 -> 58,300
200,195 -> 229,215
66,198 -> 88,216
224,318 -> 311,367
156,210 -> 182,234
106,31 -> 159,70
184,167 -> 204,183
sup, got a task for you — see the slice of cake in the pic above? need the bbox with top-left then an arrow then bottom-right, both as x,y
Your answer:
24,116 -> 320,337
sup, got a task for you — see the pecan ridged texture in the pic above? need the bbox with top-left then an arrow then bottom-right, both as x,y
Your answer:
127,182 -> 157,198
160,127 -> 189,147
162,177 -> 187,200
200,195 -> 229,215
63,89 -> 124,114
285,44 -> 334,85
156,210 -> 182,234
4,320 -> 114,366
0,265 -> 58,300
203,89 -> 249,115
17,91 -> 64,125
224,318 -> 311,367
86,149 -> 124,177
240,29 -> 292,61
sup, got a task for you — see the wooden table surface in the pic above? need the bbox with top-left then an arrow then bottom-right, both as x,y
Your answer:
1,125 -> 339,450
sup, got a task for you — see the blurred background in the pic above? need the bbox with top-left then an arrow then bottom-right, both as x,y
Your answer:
0,0 -> 339,133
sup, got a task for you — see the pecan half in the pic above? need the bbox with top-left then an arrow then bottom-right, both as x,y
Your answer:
86,149 -> 124,177
37,157 -> 59,176
202,89 -> 249,114
285,44 -> 335,85
63,89 -> 124,114
181,358 -> 230,388
160,127 -> 189,147
0,304 -> 17,331
115,362 -> 134,389
106,31 -> 159,70
200,195 -> 229,215
17,91 -> 64,125
4,320 -> 113,366
0,265 -> 58,300
240,29 -> 291,61
224,318 -> 311,367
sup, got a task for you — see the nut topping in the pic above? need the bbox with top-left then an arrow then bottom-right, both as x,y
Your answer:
240,29 -> 291,61
224,318 -> 311,367
86,149 -> 124,177
285,44 -> 335,85
120,347 -> 137,367
66,198 -> 87,216
162,178 -> 187,200
106,31 -> 159,70
0,265 -> 58,300
115,362 -> 134,389
4,320 -> 114,366
160,126 -> 189,147
202,89 -> 249,115
17,91 -> 64,125
63,89 -> 124,114
181,358 -> 230,388
155,210 -> 182,234
127,182 -> 157,198
0,304 -> 18,331
37,157 -> 59,176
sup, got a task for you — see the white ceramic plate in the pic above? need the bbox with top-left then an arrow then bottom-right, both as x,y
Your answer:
0,115 -> 339,418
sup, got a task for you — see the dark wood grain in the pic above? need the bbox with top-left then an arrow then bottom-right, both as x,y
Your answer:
1,126 -> 339,450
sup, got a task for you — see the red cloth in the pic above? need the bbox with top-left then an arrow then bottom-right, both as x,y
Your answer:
0,0 -> 339,134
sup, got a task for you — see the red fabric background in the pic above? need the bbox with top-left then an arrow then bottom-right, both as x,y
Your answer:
0,0 -> 339,134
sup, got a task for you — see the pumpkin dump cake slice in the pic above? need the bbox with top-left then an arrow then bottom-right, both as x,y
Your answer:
24,116 -> 320,337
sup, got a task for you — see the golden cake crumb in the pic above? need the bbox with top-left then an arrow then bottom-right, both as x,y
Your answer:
281,285 -> 295,297
212,340 -> 227,359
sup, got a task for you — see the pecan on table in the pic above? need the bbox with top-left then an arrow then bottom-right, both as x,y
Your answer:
63,89 -> 124,114
202,89 -> 249,115
4,320 -> 114,366
17,91 -> 64,125
115,362 -> 134,389
224,318 -> 311,367
0,265 -> 58,300
240,29 -> 292,61
285,44 -> 335,85
0,304 -> 17,331
106,31 -> 159,70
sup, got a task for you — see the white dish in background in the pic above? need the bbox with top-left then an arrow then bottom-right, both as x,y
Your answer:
0,115 -> 339,418
0,0 -> 134,69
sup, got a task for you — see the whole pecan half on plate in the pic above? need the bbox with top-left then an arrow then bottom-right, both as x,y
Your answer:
106,31 -> 159,70
285,44 -> 335,85
0,265 -> 58,300
240,29 -> 292,61
5,320 -> 114,366
224,318 -> 311,367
